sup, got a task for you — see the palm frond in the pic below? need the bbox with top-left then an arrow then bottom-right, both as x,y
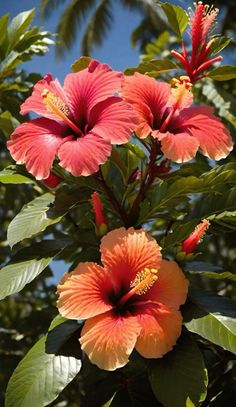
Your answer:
55,0 -> 97,57
82,0 -> 113,56
40,0 -> 68,20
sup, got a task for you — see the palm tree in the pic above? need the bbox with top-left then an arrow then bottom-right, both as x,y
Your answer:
40,0 -> 167,56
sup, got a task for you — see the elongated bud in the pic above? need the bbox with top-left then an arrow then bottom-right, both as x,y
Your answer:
91,192 -> 108,236
182,219 -> 210,254
42,172 -> 62,188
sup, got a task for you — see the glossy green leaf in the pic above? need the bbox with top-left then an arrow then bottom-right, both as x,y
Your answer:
7,9 -> 35,53
149,333 -> 208,407
7,193 -> 59,247
185,289 -> 236,355
161,3 -> 188,37
71,56 -> 91,72
0,240 -> 68,300
5,335 -> 81,407
124,59 -> 177,76
208,65 -> 236,81
0,167 -> 34,184
208,36 -> 232,56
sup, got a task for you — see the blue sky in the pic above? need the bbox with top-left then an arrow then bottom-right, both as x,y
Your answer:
1,0 -> 143,80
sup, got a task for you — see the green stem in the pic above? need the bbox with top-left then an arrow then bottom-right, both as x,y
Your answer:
95,170 -> 129,227
127,140 -> 159,225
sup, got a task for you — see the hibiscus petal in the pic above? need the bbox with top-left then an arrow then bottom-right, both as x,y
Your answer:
20,74 -> 68,122
80,311 -> 141,370
57,133 -> 112,177
122,73 -> 171,131
160,132 -> 199,162
143,260 -> 189,309
135,304 -> 182,358
100,228 -> 162,291
63,60 -> 123,121
89,96 -> 137,144
179,106 -> 233,160
57,262 -> 113,320
7,118 -> 69,179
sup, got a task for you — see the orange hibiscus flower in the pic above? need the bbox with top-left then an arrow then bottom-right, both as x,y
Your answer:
57,228 -> 189,371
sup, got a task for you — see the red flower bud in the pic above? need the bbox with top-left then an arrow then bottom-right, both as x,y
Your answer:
91,192 -> 108,236
181,219 -> 210,254
42,172 -> 62,188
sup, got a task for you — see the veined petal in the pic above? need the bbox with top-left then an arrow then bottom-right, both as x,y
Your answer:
80,311 -> 141,371
134,304 -> 182,358
179,106 -> 233,160
143,260 -> 189,309
7,118 -> 70,180
57,262 -> 113,320
89,96 -> 137,144
122,73 -> 171,131
160,132 -> 199,163
63,60 -> 123,121
20,74 -> 68,122
100,228 -> 162,291
57,133 -> 112,177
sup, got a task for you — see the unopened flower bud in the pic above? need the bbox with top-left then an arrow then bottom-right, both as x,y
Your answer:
91,192 -> 108,236
181,219 -> 210,254
42,172 -> 62,188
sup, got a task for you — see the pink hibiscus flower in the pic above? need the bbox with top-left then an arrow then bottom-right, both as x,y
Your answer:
172,2 -> 222,83
57,228 -> 189,371
7,60 -> 137,179
122,74 -> 233,162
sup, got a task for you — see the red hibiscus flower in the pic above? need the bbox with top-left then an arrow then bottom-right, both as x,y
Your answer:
172,2 -> 223,83
7,60 -> 137,179
57,228 -> 189,371
122,74 -> 233,163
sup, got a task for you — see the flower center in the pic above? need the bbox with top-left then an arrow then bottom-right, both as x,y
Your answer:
159,76 -> 192,132
118,268 -> 158,307
42,89 -> 83,136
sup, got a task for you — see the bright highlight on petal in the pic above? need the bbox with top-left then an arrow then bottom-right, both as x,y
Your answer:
57,228 -> 188,370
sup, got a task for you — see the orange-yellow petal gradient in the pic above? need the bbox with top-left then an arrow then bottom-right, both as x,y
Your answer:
57,262 -> 113,320
135,305 -> 182,358
80,311 -> 141,371
100,228 -> 162,290
143,259 -> 189,309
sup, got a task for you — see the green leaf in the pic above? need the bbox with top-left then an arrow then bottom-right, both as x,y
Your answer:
0,111 -> 19,137
5,335 -> 81,407
184,289 -> 236,355
7,9 -> 35,53
124,59 -> 177,76
0,14 -> 9,48
7,193 -> 60,247
0,167 -> 34,184
46,319 -> 81,355
161,3 -> 188,37
207,65 -> 236,81
208,36 -> 232,56
201,80 -> 236,128
185,262 -> 236,282
71,56 -> 91,72
0,240 -> 68,300
149,333 -> 208,407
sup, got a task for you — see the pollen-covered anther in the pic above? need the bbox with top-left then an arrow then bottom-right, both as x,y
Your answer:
172,76 -> 192,89
42,89 -> 70,116
130,268 -> 158,295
